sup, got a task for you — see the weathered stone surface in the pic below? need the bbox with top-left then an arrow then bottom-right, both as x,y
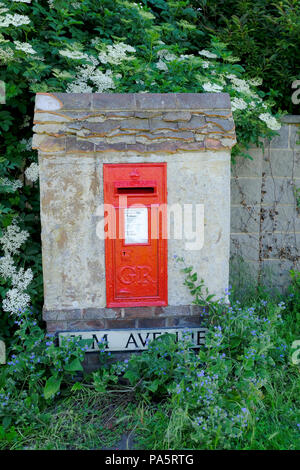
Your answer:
269,124 -> 289,149
163,111 -> 191,122
175,93 -> 231,109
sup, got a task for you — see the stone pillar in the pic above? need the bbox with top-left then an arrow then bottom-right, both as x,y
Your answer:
32,93 -> 236,334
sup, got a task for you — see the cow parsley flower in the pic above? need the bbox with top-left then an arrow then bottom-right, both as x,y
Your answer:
25,162 -> 39,182
199,50 -> 218,59
259,113 -> 281,131
14,41 -> 37,55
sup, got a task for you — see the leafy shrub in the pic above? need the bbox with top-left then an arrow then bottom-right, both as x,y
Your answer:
193,0 -> 300,113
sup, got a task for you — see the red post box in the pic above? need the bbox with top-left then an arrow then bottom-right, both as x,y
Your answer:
103,163 -> 167,308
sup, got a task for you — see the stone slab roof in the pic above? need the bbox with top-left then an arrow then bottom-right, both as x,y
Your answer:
32,93 -> 236,154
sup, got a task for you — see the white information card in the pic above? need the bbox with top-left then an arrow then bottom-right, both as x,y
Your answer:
124,207 -> 148,244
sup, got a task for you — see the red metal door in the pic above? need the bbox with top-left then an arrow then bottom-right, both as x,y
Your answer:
103,163 -> 167,308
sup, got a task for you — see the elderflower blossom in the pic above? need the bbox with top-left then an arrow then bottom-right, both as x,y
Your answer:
2,288 -> 30,315
0,177 -> 22,192
0,224 -> 29,255
67,64 -> 116,93
0,14 -> 31,27
224,56 -> 240,63
258,113 -> 281,131
200,60 -> 210,69
157,49 -> 177,62
98,42 -> 136,65
20,137 -> 33,151
229,77 -> 252,95
11,267 -> 33,291
231,97 -> 248,111
156,59 -> 168,71
0,254 -> 16,279
199,50 -> 218,59
25,162 -> 39,182
14,41 -> 37,55
202,82 -> 223,93
59,49 -> 88,60
0,47 -> 14,63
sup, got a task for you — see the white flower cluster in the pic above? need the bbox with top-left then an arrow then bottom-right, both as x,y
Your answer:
20,137 -> 33,151
12,0 -> 31,3
202,82 -> 223,93
67,64 -> 116,93
258,113 -> 281,131
14,41 -> 37,55
0,253 -> 16,278
98,42 -> 136,65
0,47 -> 14,63
0,223 -> 32,315
229,76 -> 252,95
156,48 -> 177,71
11,267 -> 33,291
157,49 -> 177,62
59,49 -> 88,60
0,223 -> 29,255
0,14 -> 31,27
2,288 -> 31,315
25,162 -> 39,182
0,177 -> 22,192
199,50 -> 218,59
156,59 -> 168,71
231,97 -> 248,111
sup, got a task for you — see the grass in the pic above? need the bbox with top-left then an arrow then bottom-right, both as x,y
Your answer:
3,389 -> 135,450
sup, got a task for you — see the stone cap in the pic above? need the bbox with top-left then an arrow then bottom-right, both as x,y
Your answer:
32,92 -> 236,154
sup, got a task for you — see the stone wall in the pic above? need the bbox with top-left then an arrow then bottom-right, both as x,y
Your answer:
32,92 -> 235,333
230,115 -> 300,291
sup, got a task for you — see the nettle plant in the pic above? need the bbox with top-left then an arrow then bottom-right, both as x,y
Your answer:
0,0 -> 282,334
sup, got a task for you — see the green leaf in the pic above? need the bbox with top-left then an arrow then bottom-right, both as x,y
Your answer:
64,358 -> 83,372
43,376 -> 62,400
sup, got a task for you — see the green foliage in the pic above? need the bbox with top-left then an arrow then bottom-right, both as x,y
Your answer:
193,0 -> 300,113
0,308 -> 91,429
